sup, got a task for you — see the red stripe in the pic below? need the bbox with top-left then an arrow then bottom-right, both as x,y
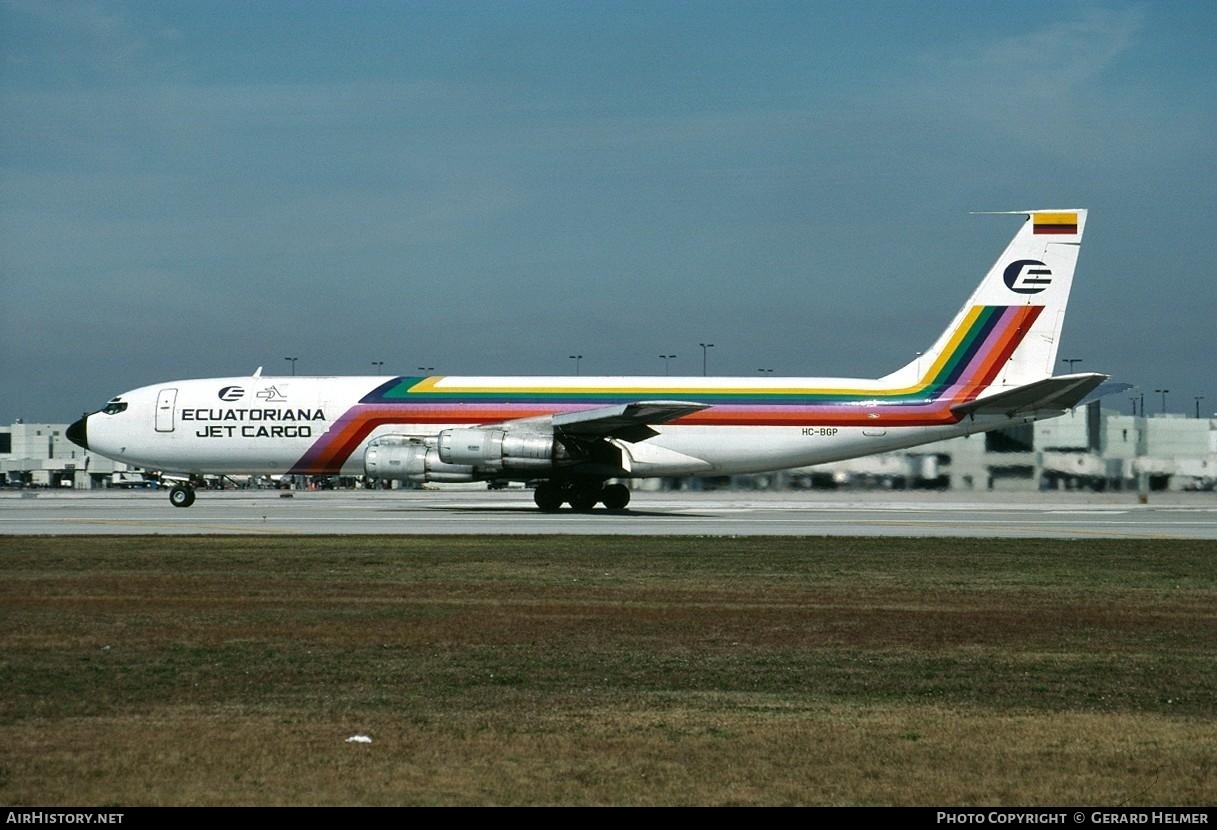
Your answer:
955,306 -> 1041,401
294,307 -> 1046,473
1034,224 -> 1076,235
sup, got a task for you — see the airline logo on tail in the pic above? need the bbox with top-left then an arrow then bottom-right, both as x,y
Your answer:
1003,260 -> 1053,294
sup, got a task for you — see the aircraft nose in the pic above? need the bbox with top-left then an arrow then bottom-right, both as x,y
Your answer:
67,415 -> 89,450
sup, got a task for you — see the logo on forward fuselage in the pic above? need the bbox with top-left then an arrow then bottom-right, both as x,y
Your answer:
218,386 -> 245,401
1003,259 -> 1052,294
256,386 -> 288,402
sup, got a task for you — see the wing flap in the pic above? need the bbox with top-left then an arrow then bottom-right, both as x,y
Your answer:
952,373 -> 1109,417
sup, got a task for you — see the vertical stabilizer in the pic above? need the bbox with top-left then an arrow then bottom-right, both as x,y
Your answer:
882,209 -> 1087,398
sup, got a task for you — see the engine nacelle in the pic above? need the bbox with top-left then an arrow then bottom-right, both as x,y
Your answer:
364,435 -> 475,483
437,428 -> 564,472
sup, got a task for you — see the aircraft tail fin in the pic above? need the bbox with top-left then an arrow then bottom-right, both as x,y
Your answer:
881,209 -> 1087,403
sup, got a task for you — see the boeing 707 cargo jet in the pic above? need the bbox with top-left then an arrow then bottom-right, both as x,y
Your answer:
67,210 -> 1109,511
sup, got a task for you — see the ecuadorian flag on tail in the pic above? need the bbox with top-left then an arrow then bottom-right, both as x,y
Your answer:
1033,211 -> 1078,235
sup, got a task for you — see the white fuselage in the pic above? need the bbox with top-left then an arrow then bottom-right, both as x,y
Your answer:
78,374 -> 1023,479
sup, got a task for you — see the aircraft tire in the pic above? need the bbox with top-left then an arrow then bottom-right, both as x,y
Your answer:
533,483 -> 564,512
567,488 -> 599,512
169,485 -> 196,508
602,483 -> 630,511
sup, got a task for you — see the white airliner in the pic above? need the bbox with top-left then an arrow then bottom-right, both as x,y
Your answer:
68,210 -> 1110,511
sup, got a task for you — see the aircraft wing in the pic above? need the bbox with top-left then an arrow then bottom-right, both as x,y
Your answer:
549,400 -> 709,443
952,373 -> 1109,417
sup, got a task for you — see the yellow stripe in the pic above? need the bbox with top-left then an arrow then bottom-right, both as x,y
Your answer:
1033,211 -> 1077,226
405,308 -> 985,398
913,305 -> 984,390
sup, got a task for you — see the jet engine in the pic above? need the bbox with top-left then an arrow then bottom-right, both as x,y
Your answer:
364,429 -> 569,483
363,435 -> 475,483
437,428 -> 567,472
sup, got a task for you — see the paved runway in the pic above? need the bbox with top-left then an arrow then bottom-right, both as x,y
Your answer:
2,489 -> 1215,538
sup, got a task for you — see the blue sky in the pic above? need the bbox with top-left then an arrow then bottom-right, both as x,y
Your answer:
2,1 -> 1215,422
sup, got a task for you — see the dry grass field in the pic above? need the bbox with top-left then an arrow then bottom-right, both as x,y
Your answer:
1,535 -> 1214,805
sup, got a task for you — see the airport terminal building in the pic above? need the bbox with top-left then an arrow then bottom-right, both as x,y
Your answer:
3,406 -> 1215,493
0,421 -> 133,489
783,405 -> 1216,493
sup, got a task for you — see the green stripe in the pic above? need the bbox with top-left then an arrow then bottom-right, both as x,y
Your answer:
370,308 -> 1003,406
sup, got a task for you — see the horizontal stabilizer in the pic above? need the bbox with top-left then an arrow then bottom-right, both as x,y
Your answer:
552,400 -> 709,442
1077,381 -> 1134,408
951,373 -> 1108,417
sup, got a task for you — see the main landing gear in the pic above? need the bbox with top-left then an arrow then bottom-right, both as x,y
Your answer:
168,483 -> 196,508
533,481 -> 631,512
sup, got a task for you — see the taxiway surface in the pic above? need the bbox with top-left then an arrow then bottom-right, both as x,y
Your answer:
2,489 -> 1215,539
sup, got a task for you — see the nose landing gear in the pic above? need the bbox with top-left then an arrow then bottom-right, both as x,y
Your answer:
168,484 -> 196,508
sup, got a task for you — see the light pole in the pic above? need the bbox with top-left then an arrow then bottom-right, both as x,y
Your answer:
1061,358 -> 1083,373
568,354 -> 583,375
1196,396 -> 1206,419
1154,388 -> 1169,414
757,368 -> 773,374
284,356 -> 298,376
371,361 -> 384,374
1129,396 -> 1138,417
699,343 -> 714,376
658,354 -> 676,375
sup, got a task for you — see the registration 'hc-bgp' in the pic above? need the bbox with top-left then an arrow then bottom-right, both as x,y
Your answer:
68,210 -> 1115,511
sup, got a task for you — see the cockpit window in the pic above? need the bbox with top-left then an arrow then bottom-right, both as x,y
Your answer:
102,398 -> 128,415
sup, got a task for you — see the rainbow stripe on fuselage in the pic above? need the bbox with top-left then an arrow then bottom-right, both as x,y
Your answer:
290,304 -> 1039,474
